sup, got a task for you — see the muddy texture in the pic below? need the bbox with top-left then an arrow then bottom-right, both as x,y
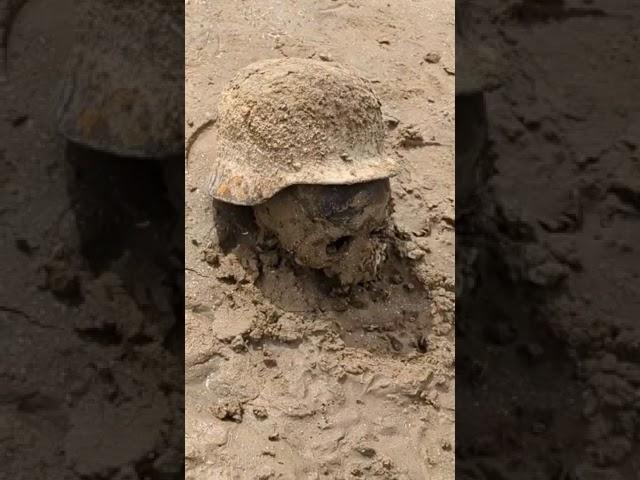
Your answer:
1,0 -> 184,478
457,1 -> 640,478
206,57 -> 399,206
186,1 -> 454,478
254,180 -> 392,285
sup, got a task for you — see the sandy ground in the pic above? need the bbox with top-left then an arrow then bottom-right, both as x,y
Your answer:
457,1 -> 640,477
185,1 -> 455,479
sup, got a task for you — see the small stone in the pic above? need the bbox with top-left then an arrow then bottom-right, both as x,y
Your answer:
424,52 -> 441,64
203,250 -> 220,267
230,335 -> 247,352
211,401 -> 244,422
398,125 -> 427,148
340,153 -> 352,162
407,249 -> 425,260
253,406 -> 268,419
387,335 -> 403,351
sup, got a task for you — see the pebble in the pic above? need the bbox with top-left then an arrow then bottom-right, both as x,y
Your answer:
253,406 -> 268,419
424,52 -> 441,64
407,249 -> 425,260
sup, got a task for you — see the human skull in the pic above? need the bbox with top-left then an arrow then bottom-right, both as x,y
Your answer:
253,179 -> 392,284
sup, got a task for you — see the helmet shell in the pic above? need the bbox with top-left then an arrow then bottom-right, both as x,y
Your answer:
56,0 -> 183,158
207,58 -> 399,206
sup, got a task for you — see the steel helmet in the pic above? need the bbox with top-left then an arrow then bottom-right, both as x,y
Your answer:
207,58 -> 399,205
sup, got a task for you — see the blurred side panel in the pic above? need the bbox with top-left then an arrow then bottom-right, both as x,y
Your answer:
0,0 -> 184,478
456,0 -> 640,478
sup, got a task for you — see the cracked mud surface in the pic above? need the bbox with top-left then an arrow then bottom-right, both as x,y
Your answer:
186,1 -> 454,478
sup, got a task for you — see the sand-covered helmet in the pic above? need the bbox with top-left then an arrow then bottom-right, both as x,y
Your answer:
55,0 -> 183,158
207,58 -> 399,206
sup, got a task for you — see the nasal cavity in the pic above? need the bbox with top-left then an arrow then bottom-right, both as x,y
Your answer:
326,235 -> 353,255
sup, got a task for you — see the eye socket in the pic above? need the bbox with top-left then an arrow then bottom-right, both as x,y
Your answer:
326,235 -> 353,255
